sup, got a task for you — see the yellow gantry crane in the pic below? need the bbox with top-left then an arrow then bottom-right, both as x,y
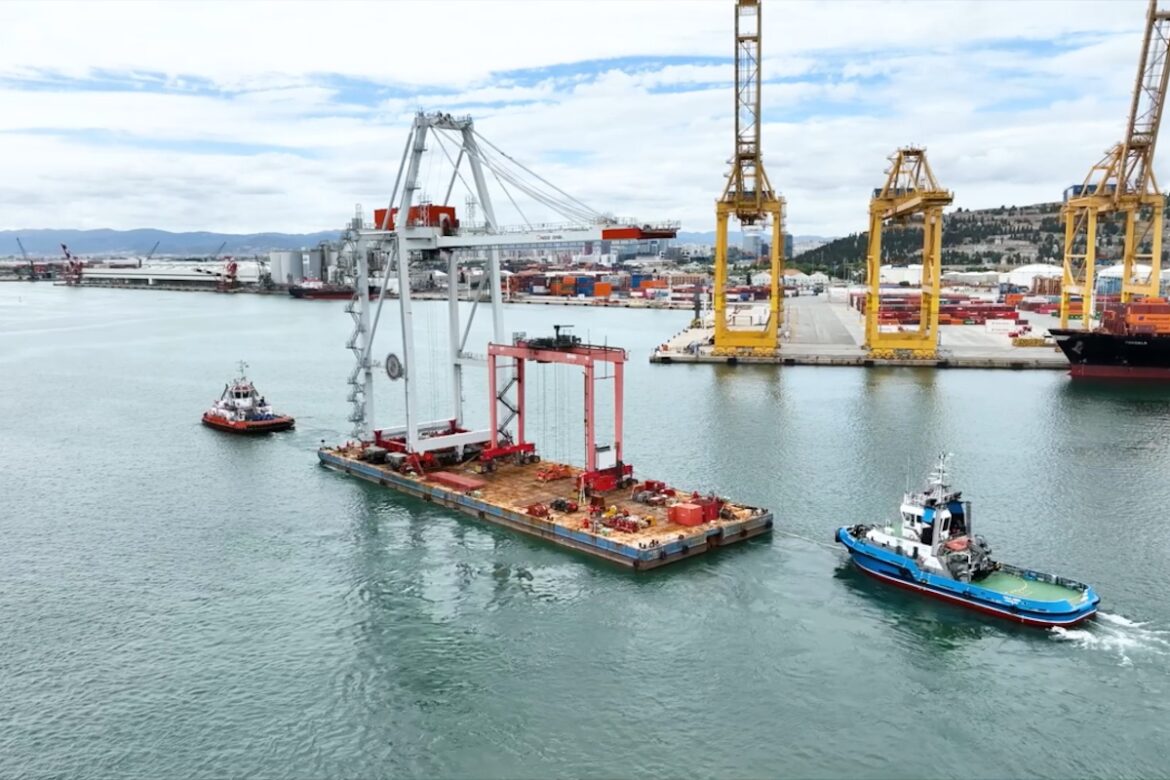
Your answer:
864,148 -> 954,359
713,0 -> 784,357
1061,0 -> 1170,329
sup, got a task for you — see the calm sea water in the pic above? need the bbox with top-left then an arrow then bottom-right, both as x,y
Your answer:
2,284 -> 1169,779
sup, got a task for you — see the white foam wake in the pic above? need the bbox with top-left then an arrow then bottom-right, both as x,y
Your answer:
1049,612 -> 1170,666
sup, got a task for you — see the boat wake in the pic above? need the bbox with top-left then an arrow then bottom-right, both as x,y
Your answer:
1049,612 -> 1170,666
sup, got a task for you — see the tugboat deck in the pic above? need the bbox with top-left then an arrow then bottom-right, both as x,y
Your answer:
977,572 -> 1087,603
319,445 -> 773,570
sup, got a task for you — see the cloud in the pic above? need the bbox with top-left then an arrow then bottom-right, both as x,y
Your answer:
0,0 -> 1157,235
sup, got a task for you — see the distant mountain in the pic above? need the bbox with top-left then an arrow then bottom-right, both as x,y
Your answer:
1,229 -> 341,257
673,230 -> 833,245
3,227 -> 836,257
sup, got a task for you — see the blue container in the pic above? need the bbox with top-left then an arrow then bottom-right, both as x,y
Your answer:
1096,276 -> 1122,295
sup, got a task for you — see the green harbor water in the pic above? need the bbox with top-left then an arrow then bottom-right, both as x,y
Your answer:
3,284 -> 1169,779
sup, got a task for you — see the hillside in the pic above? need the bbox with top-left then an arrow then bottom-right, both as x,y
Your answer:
791,201 -> 1130,277
1,229 -> 341,257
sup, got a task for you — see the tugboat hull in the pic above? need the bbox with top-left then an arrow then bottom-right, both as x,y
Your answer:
836,528 -> 1099,628
201,413 -> 295,434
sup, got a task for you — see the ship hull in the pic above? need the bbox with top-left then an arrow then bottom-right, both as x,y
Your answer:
201,413 -> 295,434
1051,328 -> 1170,380
289,285 -> 379,300
836,528 -> 1098,628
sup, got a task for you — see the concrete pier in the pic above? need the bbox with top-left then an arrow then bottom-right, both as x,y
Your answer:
651,295 -> 1070,370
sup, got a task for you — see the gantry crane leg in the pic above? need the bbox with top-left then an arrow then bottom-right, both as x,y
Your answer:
864,148 -> 952,360
1060,207 -> 1098,329
713,199 -> 784,356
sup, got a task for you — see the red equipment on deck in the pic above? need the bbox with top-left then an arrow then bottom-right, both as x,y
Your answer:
488,326 -> 632,495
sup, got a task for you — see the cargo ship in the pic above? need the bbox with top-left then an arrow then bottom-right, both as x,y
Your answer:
289,279 -> 380,300
836,455 -> 1099,628
1051,300 -> 1170,379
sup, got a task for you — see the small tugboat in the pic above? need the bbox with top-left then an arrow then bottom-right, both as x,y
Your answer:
201,362 -> 295,434
836,455 -> 1099,627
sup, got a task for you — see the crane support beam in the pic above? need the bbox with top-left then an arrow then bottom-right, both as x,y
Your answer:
1062,0 -> 1170,328
864,148 -> 954,360
713,0 -> 784,357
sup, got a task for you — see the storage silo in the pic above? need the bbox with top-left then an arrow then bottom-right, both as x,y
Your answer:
306,248 -> 325,281
286,251 -> 304,283
267,250 -> 286,284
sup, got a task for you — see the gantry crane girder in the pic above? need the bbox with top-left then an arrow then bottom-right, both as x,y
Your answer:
713,0 -> 784,357
1061,0 -> 1170,329
865,147 -> 954,360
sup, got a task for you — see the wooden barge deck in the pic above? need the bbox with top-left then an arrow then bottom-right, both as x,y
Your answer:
318,446 -> 773,570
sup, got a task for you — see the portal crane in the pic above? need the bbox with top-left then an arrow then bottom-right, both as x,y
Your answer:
864,148 -> 954,359
712,0 -> 784,356
1061,0 -> 1170,329
15,238 -> 34,280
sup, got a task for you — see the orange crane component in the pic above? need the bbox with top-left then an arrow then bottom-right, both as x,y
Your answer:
712,0 -> 784,357
1062,0 -> 1170,328
864,148 -> 954,359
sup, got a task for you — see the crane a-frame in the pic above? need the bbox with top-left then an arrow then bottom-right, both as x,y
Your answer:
1061,0 -> 1170,329
864,148 -> 953,359
712,0 -> 784,357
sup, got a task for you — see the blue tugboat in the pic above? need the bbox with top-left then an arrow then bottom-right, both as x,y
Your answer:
836,456 -> 1099,628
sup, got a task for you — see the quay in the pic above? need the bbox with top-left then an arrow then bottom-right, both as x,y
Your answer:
652,295 -> 1071,370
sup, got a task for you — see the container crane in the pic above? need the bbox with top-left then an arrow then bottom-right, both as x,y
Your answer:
1061,0 -> 1170,329
712,0 -> 784,357
864,148 -> 953,359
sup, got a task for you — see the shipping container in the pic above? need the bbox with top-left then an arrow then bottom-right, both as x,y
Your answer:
668,503 -> 705,527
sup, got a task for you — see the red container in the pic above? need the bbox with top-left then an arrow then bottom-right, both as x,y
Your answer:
669,503 -> 705,526
429,471 -> 487,492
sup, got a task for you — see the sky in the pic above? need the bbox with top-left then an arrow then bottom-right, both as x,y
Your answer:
0,0 -> 1157,237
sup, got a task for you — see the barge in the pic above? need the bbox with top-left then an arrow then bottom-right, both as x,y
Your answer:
318,447 -> 772,570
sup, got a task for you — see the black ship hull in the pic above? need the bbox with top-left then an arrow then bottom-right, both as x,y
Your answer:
289,284 -> 380,300
1050,328 -> 1170,379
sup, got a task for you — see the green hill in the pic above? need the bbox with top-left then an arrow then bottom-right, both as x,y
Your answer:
791,201 -> 1145,278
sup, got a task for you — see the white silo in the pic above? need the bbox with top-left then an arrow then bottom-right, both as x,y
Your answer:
267,250 -> 286,284
286,251 -> 304,283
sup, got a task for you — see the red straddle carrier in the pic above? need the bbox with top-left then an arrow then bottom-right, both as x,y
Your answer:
487,326 -> 632,493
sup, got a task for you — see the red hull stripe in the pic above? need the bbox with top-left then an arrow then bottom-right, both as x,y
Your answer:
202,414 -> 294,432
1070,364 -> 1170,380
853,560 -> 1095,628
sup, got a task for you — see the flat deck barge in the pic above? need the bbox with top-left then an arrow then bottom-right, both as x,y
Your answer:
319,445 -> 773,570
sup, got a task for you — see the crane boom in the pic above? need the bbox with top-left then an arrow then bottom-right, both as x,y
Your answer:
712,0 -> 784,357
1118,2 -> 1170,198
1061,0 -> 1170,329
15,238 -> 34,281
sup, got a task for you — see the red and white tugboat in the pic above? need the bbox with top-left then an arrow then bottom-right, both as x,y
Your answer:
201,362 -> 295,434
